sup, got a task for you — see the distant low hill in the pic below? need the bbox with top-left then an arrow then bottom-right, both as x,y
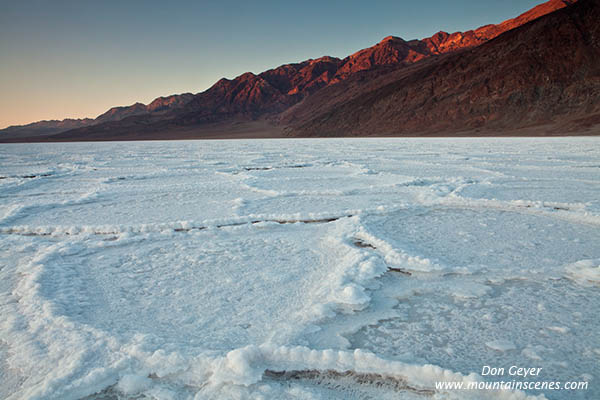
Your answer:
3,0 -> 598,142
0,94 -> 194,140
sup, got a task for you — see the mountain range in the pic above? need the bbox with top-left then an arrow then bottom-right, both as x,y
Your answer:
2,0 -> 598,142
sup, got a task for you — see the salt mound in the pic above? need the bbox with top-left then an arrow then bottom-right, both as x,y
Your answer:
564,259 -> 600,287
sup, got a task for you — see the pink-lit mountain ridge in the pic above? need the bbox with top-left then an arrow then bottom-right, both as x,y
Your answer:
3,0 -> 597,141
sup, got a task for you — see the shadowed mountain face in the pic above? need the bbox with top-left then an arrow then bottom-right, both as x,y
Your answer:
2,0 -> 596,141
284,0 -> 600,136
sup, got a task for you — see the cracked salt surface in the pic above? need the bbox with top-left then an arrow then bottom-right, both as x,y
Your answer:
0,138 -> 599,400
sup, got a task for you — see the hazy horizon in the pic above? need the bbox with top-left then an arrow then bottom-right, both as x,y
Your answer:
1,0 -> 545,129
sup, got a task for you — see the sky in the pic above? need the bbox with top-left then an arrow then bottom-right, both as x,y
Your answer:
0,0 -> 545,129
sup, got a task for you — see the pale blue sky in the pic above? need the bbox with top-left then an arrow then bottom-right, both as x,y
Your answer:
0,0 -> 544,128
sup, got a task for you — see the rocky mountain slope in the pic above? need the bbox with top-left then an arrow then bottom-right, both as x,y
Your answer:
2,0 -> 594,141
284,0 -> 599,136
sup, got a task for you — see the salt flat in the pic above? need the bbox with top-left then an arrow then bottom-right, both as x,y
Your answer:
0,138 -> 598,400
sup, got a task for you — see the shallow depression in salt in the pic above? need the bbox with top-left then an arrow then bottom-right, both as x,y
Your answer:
0,138 -> 599,400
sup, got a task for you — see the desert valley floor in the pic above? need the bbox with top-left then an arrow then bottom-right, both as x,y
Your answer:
0,138 -> 598,399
